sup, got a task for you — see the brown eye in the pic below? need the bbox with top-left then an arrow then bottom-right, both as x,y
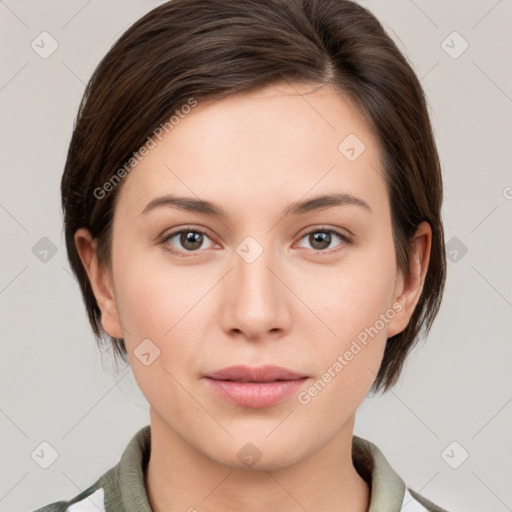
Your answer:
309,231 -> 332,250
296,228 -> 350,252
179,231 -> 204,251
162,228 -> 216,256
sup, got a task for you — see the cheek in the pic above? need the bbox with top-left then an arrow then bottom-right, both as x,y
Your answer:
296,235 -> 397,395
295,273 -> 392,430
111,254 -> 205,413
112,236 -> 202,337
307,238 -> 398,344
111,242 -> 220,382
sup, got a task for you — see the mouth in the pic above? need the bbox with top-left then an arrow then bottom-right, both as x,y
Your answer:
203,365 -> 309,408
205,364 -> 308,382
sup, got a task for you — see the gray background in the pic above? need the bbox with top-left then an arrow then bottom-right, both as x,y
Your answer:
1,1 -> 511,511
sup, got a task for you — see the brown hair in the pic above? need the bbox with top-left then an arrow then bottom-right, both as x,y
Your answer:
61,0 -> 446,393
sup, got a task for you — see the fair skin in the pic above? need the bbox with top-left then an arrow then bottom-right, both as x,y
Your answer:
75,82 -> 431,512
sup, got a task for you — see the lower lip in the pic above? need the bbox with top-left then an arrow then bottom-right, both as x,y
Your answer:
205,378 -> 307,408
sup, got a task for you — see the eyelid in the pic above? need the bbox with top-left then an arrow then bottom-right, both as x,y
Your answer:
162,225 -> 213,240
295,224 -> 353,240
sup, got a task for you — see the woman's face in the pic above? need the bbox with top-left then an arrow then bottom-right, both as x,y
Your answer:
82,82 -> 423,469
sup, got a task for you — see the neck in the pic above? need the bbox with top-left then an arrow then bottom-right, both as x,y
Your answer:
145,409 -> 370,512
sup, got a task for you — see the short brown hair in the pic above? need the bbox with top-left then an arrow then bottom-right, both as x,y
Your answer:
61,0 -> 446,393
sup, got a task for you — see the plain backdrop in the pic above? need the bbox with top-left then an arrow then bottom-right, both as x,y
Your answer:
1,1 -> 511,511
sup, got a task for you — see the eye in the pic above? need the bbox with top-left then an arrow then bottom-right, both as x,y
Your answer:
161,226 -> 351,257
295,227 -> 351,252
162,227 -> 216,256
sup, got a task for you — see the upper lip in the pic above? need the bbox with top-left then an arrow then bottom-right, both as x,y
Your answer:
205,365 -> 308,383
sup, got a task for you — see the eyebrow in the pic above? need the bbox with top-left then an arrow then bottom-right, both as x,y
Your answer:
139,192 -> 372,219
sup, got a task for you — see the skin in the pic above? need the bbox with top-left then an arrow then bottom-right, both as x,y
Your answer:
75,81 -> 431,512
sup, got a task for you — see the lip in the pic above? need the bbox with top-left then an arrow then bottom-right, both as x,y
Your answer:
204,365 -> 309,408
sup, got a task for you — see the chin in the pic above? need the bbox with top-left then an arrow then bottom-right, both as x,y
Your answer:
204,437 -> 309,472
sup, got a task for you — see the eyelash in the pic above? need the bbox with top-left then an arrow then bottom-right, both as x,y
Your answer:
161,226 -> 352,258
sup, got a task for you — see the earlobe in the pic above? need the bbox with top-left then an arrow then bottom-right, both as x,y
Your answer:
386,222 -> 432,339
74,228 -> 124,339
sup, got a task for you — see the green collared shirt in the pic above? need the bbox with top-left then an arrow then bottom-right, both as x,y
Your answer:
33,425 -> 449,512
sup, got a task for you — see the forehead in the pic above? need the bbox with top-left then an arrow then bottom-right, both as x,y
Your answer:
115,82 -> 385,218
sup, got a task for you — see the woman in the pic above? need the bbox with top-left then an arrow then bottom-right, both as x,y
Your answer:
35,0 -> 448,510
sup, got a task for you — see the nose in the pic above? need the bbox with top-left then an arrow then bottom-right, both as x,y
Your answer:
220,242 -> 293,342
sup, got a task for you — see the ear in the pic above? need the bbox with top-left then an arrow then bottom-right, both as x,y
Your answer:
74,228 -> 124,339
386,221 -> 432,338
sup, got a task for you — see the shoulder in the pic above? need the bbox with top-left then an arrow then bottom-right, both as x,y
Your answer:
352,435 -> 451,512
32,486 -> 106,512
32,425 -> 151,512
